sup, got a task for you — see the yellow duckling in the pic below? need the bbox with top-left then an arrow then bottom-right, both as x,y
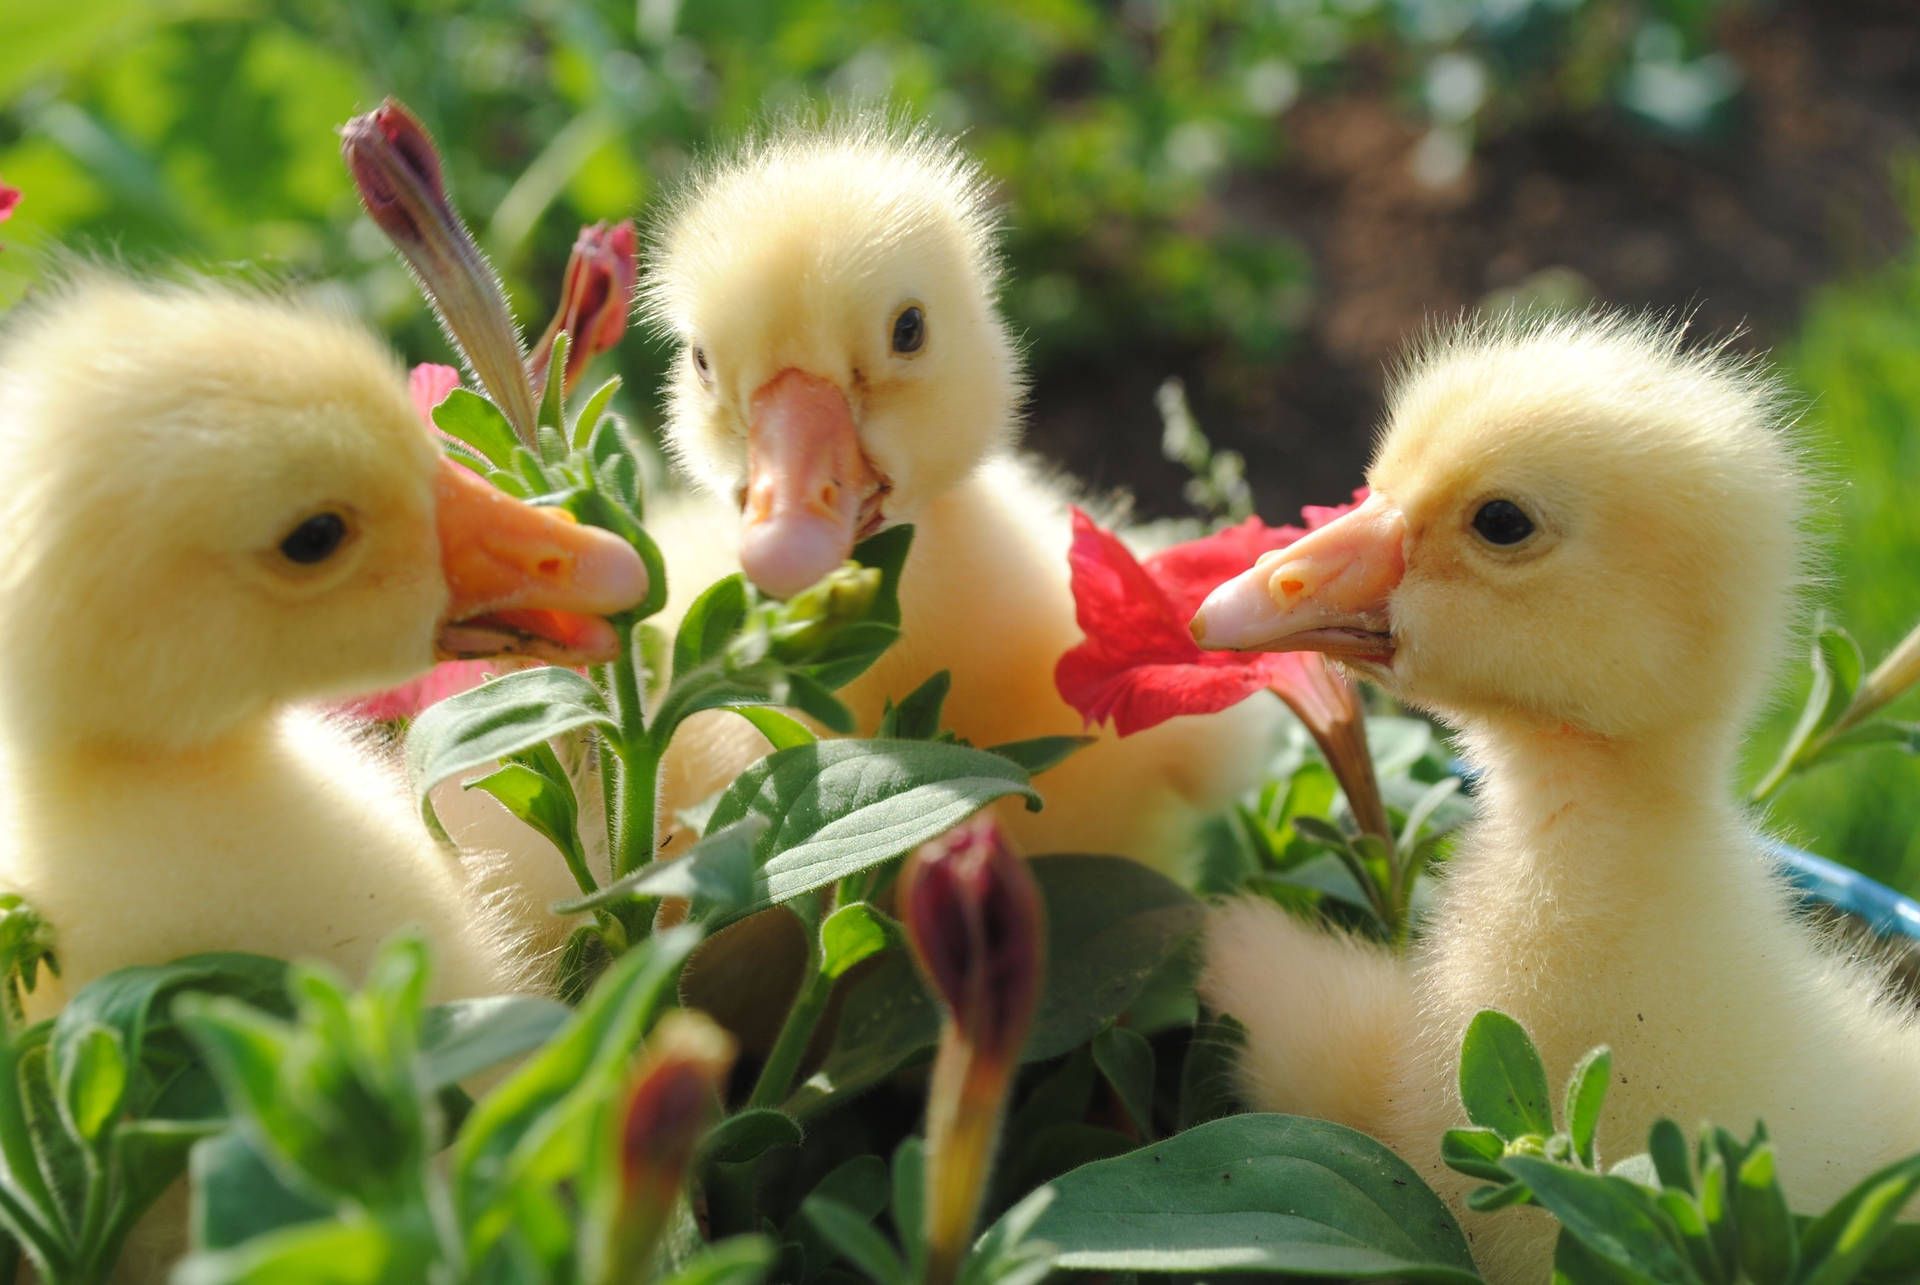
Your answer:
639,118 -> 1276,869
0,275 -> 650,1016
1193,311 -> 1920,1281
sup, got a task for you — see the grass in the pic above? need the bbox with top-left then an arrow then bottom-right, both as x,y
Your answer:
1753,182 -> 1920,895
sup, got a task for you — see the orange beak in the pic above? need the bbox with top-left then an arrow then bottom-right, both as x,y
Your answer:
433,457 -> 650,664
737,368 -> 886,599
1189,491 -> 1405,662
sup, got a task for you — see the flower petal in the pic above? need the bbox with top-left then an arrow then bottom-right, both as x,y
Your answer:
0,183 -> 19,224
409,363 -> 462,422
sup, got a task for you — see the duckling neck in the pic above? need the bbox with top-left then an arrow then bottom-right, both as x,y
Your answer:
1456,716 -> 1751,897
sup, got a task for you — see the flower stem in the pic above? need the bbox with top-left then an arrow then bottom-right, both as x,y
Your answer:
608,634 -> 656,883
746,952 -> 833,1111
923,1038 -> 1008,1285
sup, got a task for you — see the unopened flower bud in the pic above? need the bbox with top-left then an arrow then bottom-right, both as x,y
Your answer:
601,1012 -> 735,1283
340,99 -> 539,442
900,815 -> 1044,1285
531,221 -> 639,397
766,564 -> 883,662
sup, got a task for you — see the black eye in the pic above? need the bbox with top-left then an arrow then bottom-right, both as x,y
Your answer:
891,306 -> 925,355
691,345 -> 712,385
1471,499 -> 1535,546
279,512 -> 349,565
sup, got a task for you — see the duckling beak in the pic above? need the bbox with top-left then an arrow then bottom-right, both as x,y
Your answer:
433,457 -> 650,664
1189,492 -> 1404,661
739,368 -> 886,599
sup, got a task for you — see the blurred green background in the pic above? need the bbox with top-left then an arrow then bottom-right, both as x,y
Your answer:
4,0 -> 1920,888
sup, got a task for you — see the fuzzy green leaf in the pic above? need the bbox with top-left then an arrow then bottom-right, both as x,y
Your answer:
981,1113 -> 1477,1279
1564,1045 -> 1612,1168
405,667 -> 615,831
433,388 -> 520,469
1459,1010 -> 1556,1140
819,902 -> 899,980
1090,1025 -> 1156,1140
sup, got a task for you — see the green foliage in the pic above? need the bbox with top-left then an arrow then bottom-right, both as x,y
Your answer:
1227,716 -> 1470,942
978,1113 -> 1478,1280
1445,1008 -> 1920,1284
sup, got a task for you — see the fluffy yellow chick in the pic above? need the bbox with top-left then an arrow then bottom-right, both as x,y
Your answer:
639,118 -> 1275,868
0,276 -> 651,1018
1191,312 -> 1920,1281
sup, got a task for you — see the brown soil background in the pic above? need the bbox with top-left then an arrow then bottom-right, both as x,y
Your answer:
1023,0 -> 1920,520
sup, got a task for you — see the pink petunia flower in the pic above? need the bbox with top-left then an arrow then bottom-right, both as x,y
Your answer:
1055,492 -> 1391,839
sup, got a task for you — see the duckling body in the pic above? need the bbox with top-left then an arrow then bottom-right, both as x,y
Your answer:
1193,313 -> 1920,1280
640,120 -> 1275,869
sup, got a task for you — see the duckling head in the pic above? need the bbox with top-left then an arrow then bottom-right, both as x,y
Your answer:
1192,312 -> 1808,743
645,116 -> 1022,598
0,277 -> 648,752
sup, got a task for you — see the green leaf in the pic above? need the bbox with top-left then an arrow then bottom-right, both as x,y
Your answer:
802,526 -> 914,691
793,857 -> 1201,1113
1458,1010 -> 1556,1140
465,749 -> 589,894
1734,1142 -> 1796,1282
433,388 -> 521,469
701,1110 -> 802,1167
982,1113 -> 1478,1279
801,1195 -> 907,1285
571,375 -> 623,448
877,671 -> 951,740
404,667 -> 615,830
1398,777 -> 1463,854
452,926 -> 701,1242
1649,1119 -> 1694,1195
674,576 -> 752,679
657,1234 -> 776,1285
1090,1026 -> 1156,1139
985,736 -> 1096,776
539,332 -> 570,433
729,705 -> 817,751
1564,1045 -> 1612,1168
173,1210 -> 422,1284
819,903 -> 899,981
418,995 -> 572,1090
1501,1156 -> 1701,1284
891,1137 -> 926,1277
1797,1153 -> 1920,1285
1441,1127 -> 1510,1183
554,818 -> 768,923
187,1131 -> 330,1252
1178,1014 -> 1245,1131
700,739 -> 1041,920
56,1023 -> 125,1144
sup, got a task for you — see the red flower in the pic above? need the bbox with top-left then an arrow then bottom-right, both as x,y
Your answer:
1055,493 -> 1363,737
1056,492 -> 1391,840
409,362 -> 461,421
530,220 -> 638,396
0,182 -> 18,223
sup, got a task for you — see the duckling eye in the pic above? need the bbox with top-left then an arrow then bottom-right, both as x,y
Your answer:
890,306 -> 926,355
691,345 -> 713,387
279,512 -> 349,565
1471,499 -> 1535,546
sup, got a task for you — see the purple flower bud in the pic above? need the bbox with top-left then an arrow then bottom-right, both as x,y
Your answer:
340,99 -> 539,442
601,1013 -> 735,1282
901,814 -> 1046,1285
530,220 -> 639,396
900,814 -> 1044,1067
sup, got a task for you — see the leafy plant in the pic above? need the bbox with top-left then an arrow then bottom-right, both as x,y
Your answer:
1752,615 -> 1920,803
1444,1008 -> 1920,1283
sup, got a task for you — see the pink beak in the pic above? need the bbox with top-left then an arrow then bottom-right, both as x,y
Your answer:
738,368 -> 885,600
1189,491 -> 1406,660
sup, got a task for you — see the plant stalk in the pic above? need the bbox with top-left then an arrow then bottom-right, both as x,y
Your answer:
922,1036 -> 1009,1285
746,947 -> 833,1111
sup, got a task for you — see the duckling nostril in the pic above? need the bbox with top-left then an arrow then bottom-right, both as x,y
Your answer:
1278,577 -> 1306,600
537,557 -> 564,578
818,483 -> 840,509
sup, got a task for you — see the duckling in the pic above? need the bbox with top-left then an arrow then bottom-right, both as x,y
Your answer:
639,119 -> 1275,868
0,275 -> 650,1018
1190,311 -> 1920,1281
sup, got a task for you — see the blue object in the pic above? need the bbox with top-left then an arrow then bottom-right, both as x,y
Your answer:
1773,843 -> 1920,944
